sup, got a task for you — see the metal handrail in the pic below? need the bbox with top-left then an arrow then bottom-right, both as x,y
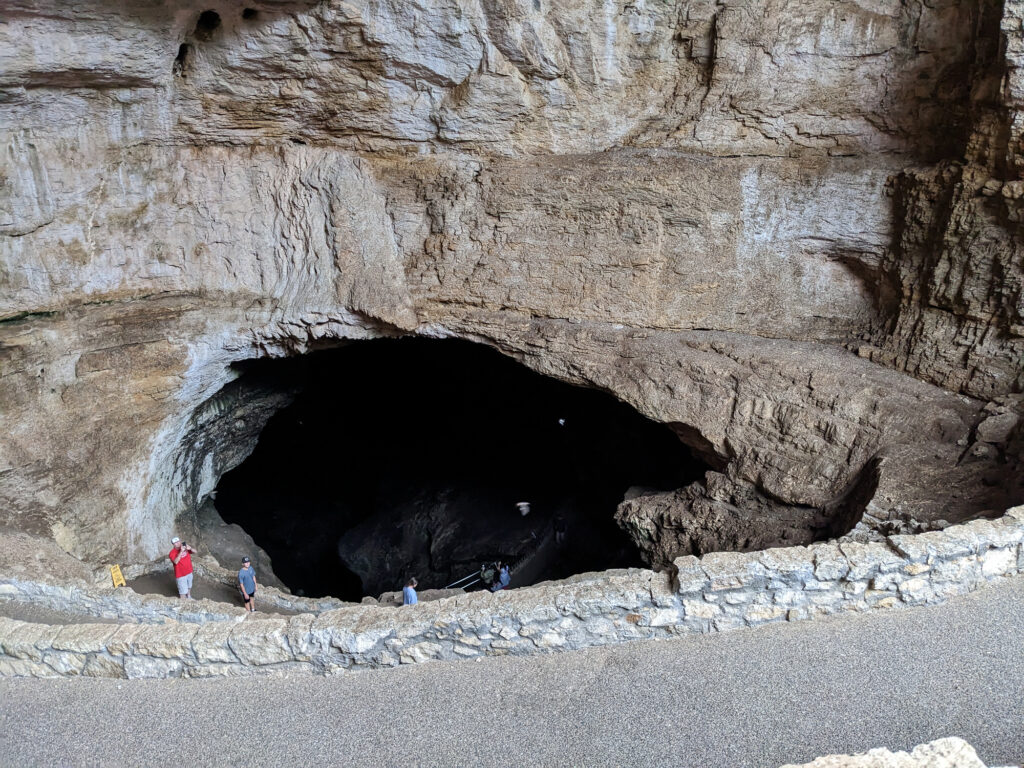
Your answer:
444,572 -> 480,589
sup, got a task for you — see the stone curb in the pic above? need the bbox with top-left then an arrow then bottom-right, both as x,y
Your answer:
1,506 -> 1022,679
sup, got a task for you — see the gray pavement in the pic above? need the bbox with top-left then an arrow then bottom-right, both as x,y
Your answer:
2,577 -> 1024,768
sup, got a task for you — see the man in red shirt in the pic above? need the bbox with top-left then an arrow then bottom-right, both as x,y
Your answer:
168,536 -> 195,599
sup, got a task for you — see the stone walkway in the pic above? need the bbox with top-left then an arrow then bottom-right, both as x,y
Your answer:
125,572 -> 302,614
2,576 -> 1022,767
126,572 -> 246,604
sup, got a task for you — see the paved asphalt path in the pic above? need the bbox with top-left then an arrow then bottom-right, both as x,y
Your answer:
2,578 -> 1023,768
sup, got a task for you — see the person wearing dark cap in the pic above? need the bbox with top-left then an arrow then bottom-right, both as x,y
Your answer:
238,556 -> 258,612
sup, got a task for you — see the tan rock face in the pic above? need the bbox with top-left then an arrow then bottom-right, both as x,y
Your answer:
387,152 -> 893,340
0,0 -> 1021,568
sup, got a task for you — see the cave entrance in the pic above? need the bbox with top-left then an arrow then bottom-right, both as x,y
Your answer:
213,339 -> 706,601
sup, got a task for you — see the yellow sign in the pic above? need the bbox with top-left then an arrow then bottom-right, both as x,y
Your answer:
109,564 -> 126,588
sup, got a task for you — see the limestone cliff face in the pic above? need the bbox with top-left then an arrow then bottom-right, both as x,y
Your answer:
0,0 -> 1021,566
859,0 -> 1024,398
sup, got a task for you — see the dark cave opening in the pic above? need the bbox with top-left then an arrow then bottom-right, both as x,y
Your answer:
214,339 -> 706,601
194,10 -> 221,41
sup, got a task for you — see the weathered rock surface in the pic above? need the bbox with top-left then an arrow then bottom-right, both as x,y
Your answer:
781,737 -> 988,768
0,0 -> 1021,569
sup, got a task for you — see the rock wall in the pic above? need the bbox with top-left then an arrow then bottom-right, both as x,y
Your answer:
1,0 -> 1022,566
859,0 -> 1024,399
2,506 -> 1021,678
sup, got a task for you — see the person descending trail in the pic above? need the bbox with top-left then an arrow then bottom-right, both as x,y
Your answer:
479,561 -> 500,590
403,577 -> 418,605
554,515 -> 567,546
490,562 -> 511,592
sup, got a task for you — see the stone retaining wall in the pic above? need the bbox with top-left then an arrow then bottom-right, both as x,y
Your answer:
2,507 -> 1022,679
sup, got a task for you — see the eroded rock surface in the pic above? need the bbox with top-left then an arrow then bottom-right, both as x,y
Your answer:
0,0 -> 1022,573
781,737 -> 988,768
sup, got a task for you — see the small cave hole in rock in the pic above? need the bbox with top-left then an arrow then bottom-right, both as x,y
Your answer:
242,8 -> 259,20
213,339 -> 706,601
194,10 -> 221,41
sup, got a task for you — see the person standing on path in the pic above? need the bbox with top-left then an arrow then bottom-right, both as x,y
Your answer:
168,537 -> 194,599
403,577 -> 418,605
238,556 -> 258,612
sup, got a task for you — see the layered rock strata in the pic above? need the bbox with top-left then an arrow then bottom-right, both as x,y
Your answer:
0,0 -> 1022,570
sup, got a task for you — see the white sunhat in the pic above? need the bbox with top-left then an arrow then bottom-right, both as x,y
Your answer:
171,536 -> 180,544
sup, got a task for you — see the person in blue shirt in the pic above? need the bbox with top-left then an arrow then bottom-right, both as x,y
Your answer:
490,563 -> 511,592
238,556 -> 258,612
403,577 -> 418,605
